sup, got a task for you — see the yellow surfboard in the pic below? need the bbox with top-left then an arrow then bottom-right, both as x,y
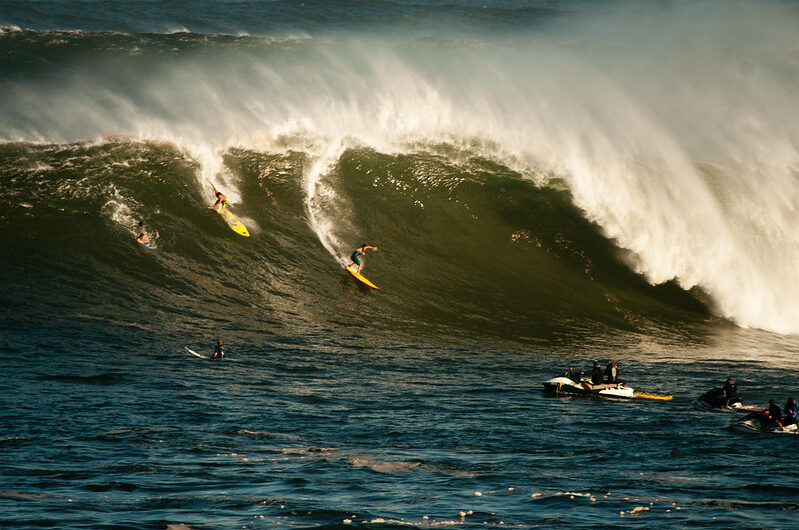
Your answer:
633,392 -> 673,401
346,264 -> 380,290
217,208 -> 250,237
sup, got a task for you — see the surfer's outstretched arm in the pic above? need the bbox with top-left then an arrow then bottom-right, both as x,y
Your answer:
206,180 -> 227,210
207,179 -> 220,195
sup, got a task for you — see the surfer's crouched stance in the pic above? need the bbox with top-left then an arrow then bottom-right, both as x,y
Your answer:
351,244 -> 378,274
207,180 -> 228,212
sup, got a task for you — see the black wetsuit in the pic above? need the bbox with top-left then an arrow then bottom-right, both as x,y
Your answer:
768,403 -> 782,422
784,402 -> 798,426
755,406 -> 783,431
213,344 -> 225,359
591,366 -> 603,385
567,370 -> 584,384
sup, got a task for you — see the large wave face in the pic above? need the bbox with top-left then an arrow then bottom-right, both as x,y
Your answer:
2,0 -> 798,337
0,141 -> 706,347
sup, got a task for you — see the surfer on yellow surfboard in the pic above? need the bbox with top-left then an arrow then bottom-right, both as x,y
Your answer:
345,243 -> 380,289
207,180 -> 229,213
206,179 -> 250,237
350,243 -> 378,274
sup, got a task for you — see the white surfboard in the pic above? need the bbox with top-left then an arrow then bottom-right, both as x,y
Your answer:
185,347 -> 209,359
185,346 -> 232,360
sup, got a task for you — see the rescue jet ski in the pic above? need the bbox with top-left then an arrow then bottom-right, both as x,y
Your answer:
732,417 -> 798,434
692,393 -> 762,413
542,375 -> 635,399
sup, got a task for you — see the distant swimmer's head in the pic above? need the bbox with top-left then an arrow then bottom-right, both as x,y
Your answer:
726,377 -> 735,384
215,191 -> 222,197
138,233 -> 144,238
217,338 -> 223,345
593,360 -> 600,367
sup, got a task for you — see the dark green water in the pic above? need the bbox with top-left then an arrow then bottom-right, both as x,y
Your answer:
2,1 -> 798,528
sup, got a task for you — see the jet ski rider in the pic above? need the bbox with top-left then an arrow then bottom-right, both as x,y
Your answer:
721,377 -> 738,406
590,361 -> 604,386
784,397 -> 798,426
605,361 -> 620,384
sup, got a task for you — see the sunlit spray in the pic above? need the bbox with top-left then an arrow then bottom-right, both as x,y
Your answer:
2,1 -> 798,333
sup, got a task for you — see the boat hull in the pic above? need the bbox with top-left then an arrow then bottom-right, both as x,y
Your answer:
731,418 -> 798,434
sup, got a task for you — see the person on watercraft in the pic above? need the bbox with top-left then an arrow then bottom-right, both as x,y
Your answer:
590,361 -> 604,386
761,400 -> 785,431
768,399 -> 782,421
700,378 -> 740,408
784,397 -> 798,426
721,378 -> 738,405
350,244 -> 378,274
604,361 -> 620,384
208,181 -> 228,213
212,338 -> 225,359
747,409 -> 782,431
565,367 -> 584,384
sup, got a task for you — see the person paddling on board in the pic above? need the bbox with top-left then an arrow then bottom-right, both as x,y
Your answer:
212,338 -> 225,359
207,180 -> 228,213
136,221 -> 150,245
350,244 -> 378,274
135,221 -> 150,244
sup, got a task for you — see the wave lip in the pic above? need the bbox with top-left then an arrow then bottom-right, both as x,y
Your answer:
0,140 -> 716,345
2,1 -> 798,336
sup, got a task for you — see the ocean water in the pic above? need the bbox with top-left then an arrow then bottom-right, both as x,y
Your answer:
2,1 -> 798,528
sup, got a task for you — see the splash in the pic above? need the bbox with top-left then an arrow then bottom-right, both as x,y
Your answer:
2,1 -> 798,333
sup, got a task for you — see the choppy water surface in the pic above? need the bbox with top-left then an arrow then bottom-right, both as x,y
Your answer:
2,1 -> 798,528
3,330 -> 799,529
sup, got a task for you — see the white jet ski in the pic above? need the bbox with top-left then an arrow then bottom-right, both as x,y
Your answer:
542,376 -> 635,399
